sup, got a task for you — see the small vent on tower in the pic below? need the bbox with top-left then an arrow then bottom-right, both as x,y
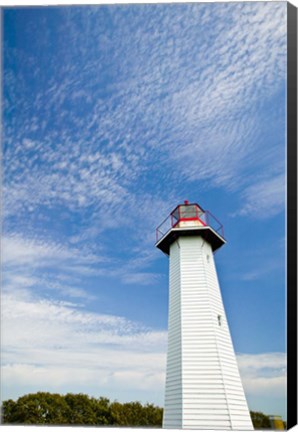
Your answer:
217,315 -> 222,326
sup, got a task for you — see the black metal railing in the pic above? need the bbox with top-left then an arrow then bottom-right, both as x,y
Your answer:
156,209 -> 224,243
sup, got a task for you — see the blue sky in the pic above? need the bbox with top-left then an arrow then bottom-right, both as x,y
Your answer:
2,2 -> 287,421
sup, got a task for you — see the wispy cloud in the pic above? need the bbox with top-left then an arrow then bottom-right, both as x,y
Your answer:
2,234 -> 106,301
2,234 -> 105,268
1,282 -> 285,404
1,287 -> 167,402
237,353 -> 286,398
1,230 -> 165,402
2,4 -> 287,411
3,3 -> 286,233
234,174 -> 285,219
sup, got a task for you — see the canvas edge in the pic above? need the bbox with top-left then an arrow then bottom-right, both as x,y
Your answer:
287,2 -> 298,429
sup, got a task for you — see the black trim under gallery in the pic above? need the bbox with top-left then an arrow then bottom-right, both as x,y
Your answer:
287,2 -> 297,429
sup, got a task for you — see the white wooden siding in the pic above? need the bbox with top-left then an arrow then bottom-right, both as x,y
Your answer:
163,240 -> 182,428
163,236 -> 253,430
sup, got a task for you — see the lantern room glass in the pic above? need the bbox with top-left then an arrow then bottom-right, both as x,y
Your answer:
179,204 -> 198,219
171,204 -> 204,221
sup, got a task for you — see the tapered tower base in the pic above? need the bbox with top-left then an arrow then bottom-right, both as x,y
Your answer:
163,236 -> 253,430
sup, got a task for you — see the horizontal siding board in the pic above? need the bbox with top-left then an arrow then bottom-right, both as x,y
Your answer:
165,383 -> 183,390
183,389 -> 228,395
180,409 -> 241,416
181,384 -> 226,390
164,236 -> 252,430
228,413 -> 253,419
183,420 -> 231,427
182,345 -> 219,350
166,363 -> 182,371
184,405 -> 231,410
182,371 -> 224,378
181,359 -> 221,365
183,405 -> 229,411
164,395 -> 182,402
183,414 -> 231,421
166,361 -> 181,369
182,378 -> 225,385
163,421 -> 182,426
228,400 -> 251,406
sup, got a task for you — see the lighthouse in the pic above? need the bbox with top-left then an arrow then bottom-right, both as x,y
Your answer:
156,201 -> 253,430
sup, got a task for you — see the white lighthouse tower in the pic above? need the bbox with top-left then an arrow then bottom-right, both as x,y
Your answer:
156,201 -> 253,430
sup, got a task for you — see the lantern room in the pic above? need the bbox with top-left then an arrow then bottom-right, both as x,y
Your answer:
171,200 -> 206,229
156,200 -> 226,255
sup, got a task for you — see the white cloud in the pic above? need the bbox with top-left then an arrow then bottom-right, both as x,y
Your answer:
235,174 -> 285,219
1,4 -> 287,410
237,352 -> 286,370
148,2 -> 287,189
237,352 -> 286,397
2,235 -> 68,267
2,230 -> 163,316
1,275 -> 285,405
121,272 -> 160,286
22,138 -> 35,149
1,287 -> 167,403
2,234 -> 106,303
2,234 -> 106,269
3,3 -> 286,228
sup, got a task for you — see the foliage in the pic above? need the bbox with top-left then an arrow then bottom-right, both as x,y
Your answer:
1,392 -> 70,425
110,401 -> 163,426
1,393 -> 280,428
1,392 -> 162,426
250,411 -> 272,429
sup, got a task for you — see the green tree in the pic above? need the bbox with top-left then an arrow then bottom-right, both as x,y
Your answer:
110,400 -> 162,426
143,402 -> 163,426
95,396 -> 113,425
64,393 -> 98,424
1,399 -> 18,424
250,411 -> 272,429
1,392 -> 70,425
6,392 -> 275,429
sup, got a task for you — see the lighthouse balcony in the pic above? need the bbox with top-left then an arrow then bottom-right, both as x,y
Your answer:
155,202 -> 226,254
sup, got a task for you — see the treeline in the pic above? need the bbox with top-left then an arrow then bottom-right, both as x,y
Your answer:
1,392 -> 162,426
250,411 -> 278,430
1,392 -> 283,429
